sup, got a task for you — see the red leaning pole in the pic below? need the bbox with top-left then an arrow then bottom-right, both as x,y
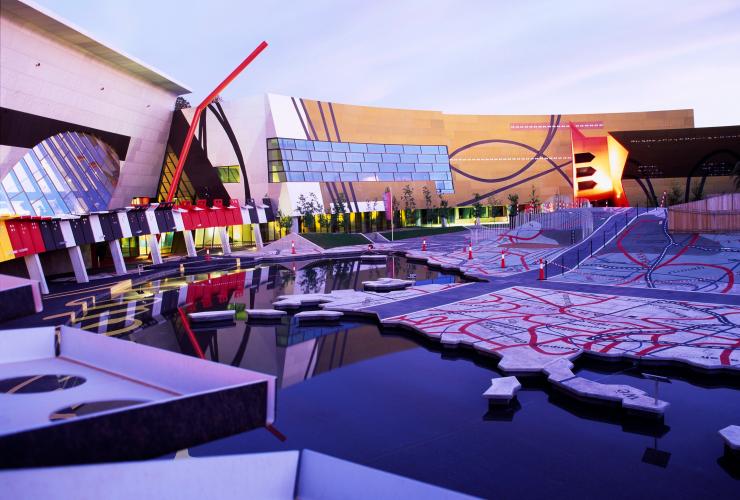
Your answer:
166,41 -> 269,202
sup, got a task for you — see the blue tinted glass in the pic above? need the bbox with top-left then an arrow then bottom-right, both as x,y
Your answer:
331,142 -> 349,152
329,152 -> 346,162
420,145 -> 438,154
346,152 -> 364,162
367,144 -> 385,153
294,139 -> 311,150
291,150 -> 310,161
435,154 -> 450,162
430,172 -> 448,180
379,163 -> 397,172
418,154 -> 435,163
400,154 -> 417,163
288,161 -> 308,171
385,144 -> 404,154
308,162 -> 326,172
435,180 -> 445,191
412,172 -> 430,181
349,143 -> 368,153
433,163 -> 450,171
438,145 -> 449,153
443,181 -> 453,190
397,164 -> 415,172
286,172 -> 305,181
361,163 -> 379,172
278,138 -> 295,149
304,172 -> 323,181
393,173 -> 412,181
377,173 -> 395,181
343,162 -> 361,172
403,145 -> 422,154
359,173 -> 378,182
339,172 -> 358,181
314,141 -> 332,151
363,153 -> 382,162
326,162 -> 343,172
322,172 -> 339,181
416,163 -> 433,172
381,153 -> 400,163
310,151 -> 329,161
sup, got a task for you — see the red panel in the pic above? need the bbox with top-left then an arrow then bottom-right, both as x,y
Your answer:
194,199 -> 209,228
5,220 -> 30,257
227,199 -> 243,225
27,219 -> 46,254
14,220 -> 35,257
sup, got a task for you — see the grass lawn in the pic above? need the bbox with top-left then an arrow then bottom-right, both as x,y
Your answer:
301,232 -> 371,249
379,226 -> 467,240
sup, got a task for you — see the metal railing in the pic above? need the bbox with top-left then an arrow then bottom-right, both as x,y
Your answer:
545,206 -> 656,277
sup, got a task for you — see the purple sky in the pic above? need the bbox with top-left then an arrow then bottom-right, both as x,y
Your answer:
32,0 -> 740,126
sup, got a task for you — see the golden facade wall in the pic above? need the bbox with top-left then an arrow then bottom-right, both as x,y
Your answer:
298,98 -> 693,206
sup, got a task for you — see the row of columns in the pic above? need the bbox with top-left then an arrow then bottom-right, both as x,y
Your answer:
23,224 -> 265,295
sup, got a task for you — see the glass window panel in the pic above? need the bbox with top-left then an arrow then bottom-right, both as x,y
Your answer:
367,144 -> 385,153
349,143 -> 367,153
403,145 -> 422,154
331,142 -> 349,152
2,172 -> 21,194
291,150 -> 310,161
420,145 -> 438,154
277,138 -> 294,149
339,172 -> 357,181
385,144 -> 404,154
309,151 -> 329,161
308,162 -> 326,172
381,153 -> 400,163
267,138 -> 280,149
346,152 -> 364,162
328,152 -> 346,162
288,161 -> 308,171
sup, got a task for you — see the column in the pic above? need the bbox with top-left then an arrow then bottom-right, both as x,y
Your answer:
183,230 -> 197,258
253,224 -> 263,249
148,234 -> 163,265
109,240 -> 127,276
67,246 -> 89,284
24,253 -> 49,295
218,227 -> 232,255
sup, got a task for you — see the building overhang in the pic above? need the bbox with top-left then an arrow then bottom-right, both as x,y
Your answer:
1,0 -> 192,95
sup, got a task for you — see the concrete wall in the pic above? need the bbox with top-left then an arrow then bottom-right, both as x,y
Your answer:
0,14 -> 181,208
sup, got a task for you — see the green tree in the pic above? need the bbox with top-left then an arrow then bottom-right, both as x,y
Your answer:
507,193 -> 520,216
527,185 -> 540,209
437,191 -> 450,226
402,184 -> 416,227
666,185 -> 683,206
276,210 -> 293,238
333,192 -> 349,232
472,192 -> 483,221
691,183 -> 704,202
296,192 -> 324,232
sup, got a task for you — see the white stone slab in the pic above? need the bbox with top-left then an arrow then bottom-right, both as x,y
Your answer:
482,376 -> 521,403
187,310 -> 235,323
245,309 -> 287,319
719,425 -> 740,450
294,310 -> 343,323
363,277 -> 414,292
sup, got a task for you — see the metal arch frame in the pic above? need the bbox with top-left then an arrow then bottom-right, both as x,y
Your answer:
166,41 -> 268,202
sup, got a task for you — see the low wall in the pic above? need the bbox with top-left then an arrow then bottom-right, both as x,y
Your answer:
668,193 -> 740,233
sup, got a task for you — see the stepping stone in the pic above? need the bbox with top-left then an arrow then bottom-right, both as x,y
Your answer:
294,310 -> 343,323
483,376 -> 521,405
363,278 -> 414,292
245,309 -> 287,319
719,425 -> 740,456
360,254 -> 387,262
188,310 -> 235,322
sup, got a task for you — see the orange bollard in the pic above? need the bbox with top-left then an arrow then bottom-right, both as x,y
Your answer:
501,250 -> 505,268
422,239 -> 427,251
468,242 -> 473,260
538,258 -> 545,280
205,248 -> 211,261
291,240 -> 296,255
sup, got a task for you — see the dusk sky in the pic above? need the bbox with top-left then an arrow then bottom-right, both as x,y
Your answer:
33,0 -> 740,126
